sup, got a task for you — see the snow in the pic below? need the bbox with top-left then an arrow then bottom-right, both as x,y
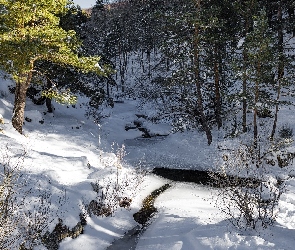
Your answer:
1,77 -> 295,250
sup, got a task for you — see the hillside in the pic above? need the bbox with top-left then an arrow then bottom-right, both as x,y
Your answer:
1,73 -> 295,249
1,0 -> 295,249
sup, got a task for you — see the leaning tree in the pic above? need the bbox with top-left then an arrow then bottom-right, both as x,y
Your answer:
0,0 -> 110,134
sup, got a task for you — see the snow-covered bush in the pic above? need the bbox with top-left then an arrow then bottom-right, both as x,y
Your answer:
0,147 -> 26,249
88,144 -> 146,217
0,147 -> 53,249
88,167 -> 146,217
212,143 -> 285,230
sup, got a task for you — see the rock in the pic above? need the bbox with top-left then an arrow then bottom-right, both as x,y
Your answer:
119,197 -> 132,208
88,200 -> 103,216
138,127 -> 151,138
125,123 -> 137,131
71,222 -> 83,239
25,117 -> 32,122
79,213 -> 87,226
133,120 -> 143,127
87,200 -> 112,217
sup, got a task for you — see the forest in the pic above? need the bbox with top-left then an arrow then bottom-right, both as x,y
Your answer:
1,0 -> 295,249
84,0 -> 295,147
1,0 -> 295,144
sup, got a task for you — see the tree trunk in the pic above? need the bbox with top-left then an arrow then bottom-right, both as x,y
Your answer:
12,72 -> 32,134
242,17 -> 249,133
214,44 -> 222,129
270,2 -> 284,140
253,62 -> 261,149
241,0 -> 257,133
194,0 -> 212,145
45,78 -> 53,113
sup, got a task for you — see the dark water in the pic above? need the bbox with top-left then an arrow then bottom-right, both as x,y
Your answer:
106,225 -> 145,250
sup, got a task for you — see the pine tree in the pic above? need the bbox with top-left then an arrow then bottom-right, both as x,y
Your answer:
155,0 -> 238,143
266,0 -> 295,139
0,0 -> 108,134
93,0 -> 105,11
199,0 -> 239,130
232,0 -> 259,134
243,9 -> 278,148
193,0 -> 212,145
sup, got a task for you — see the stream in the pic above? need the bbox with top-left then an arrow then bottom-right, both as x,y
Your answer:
106,225 -> 143,250
106,183 -> 171,250
106,136 -> 259,249
106,165 -> 259,250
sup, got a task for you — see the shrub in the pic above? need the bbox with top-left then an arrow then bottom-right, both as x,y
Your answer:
0,147 -> 25,249
0,147 -> 52,249
88,165 -> 146,217
211,143 -> 285,230
88,144 -> 146,217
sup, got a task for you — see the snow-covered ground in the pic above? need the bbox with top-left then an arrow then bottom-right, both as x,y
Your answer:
1,77 -> 295,250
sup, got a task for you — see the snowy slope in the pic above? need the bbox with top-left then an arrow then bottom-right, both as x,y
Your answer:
1,77 -> 295,250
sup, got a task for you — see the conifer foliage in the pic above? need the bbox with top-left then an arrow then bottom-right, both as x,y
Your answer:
85,0 -> 295,144
0,0 -> 108,134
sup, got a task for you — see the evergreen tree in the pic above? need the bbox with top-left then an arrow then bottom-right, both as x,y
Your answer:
0,0 -> 109,134
264,0 -> 295,139
229,0 -> 259,134
193,0 -> 212,145
29,3 -> 92,112
93,0 -> 105,11
59,2 -> 89,38
243,9 -> 278,148
153,0 -> 238,142
199,0 -> 239,130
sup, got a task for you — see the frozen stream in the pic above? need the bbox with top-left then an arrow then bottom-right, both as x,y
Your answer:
106,225 -> 143,250
106,180 -> 221,250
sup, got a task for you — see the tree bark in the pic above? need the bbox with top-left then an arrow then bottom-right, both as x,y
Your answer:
214,44 -> 222,129
270,2 -> 284,140
46,79 -> 53,113
242,51 -> 248,133
242,0 -> 256,133
253,62 -> 261,149
194,0 -> 212,145
242,15 -> 250,133
12,72 -> 32,134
